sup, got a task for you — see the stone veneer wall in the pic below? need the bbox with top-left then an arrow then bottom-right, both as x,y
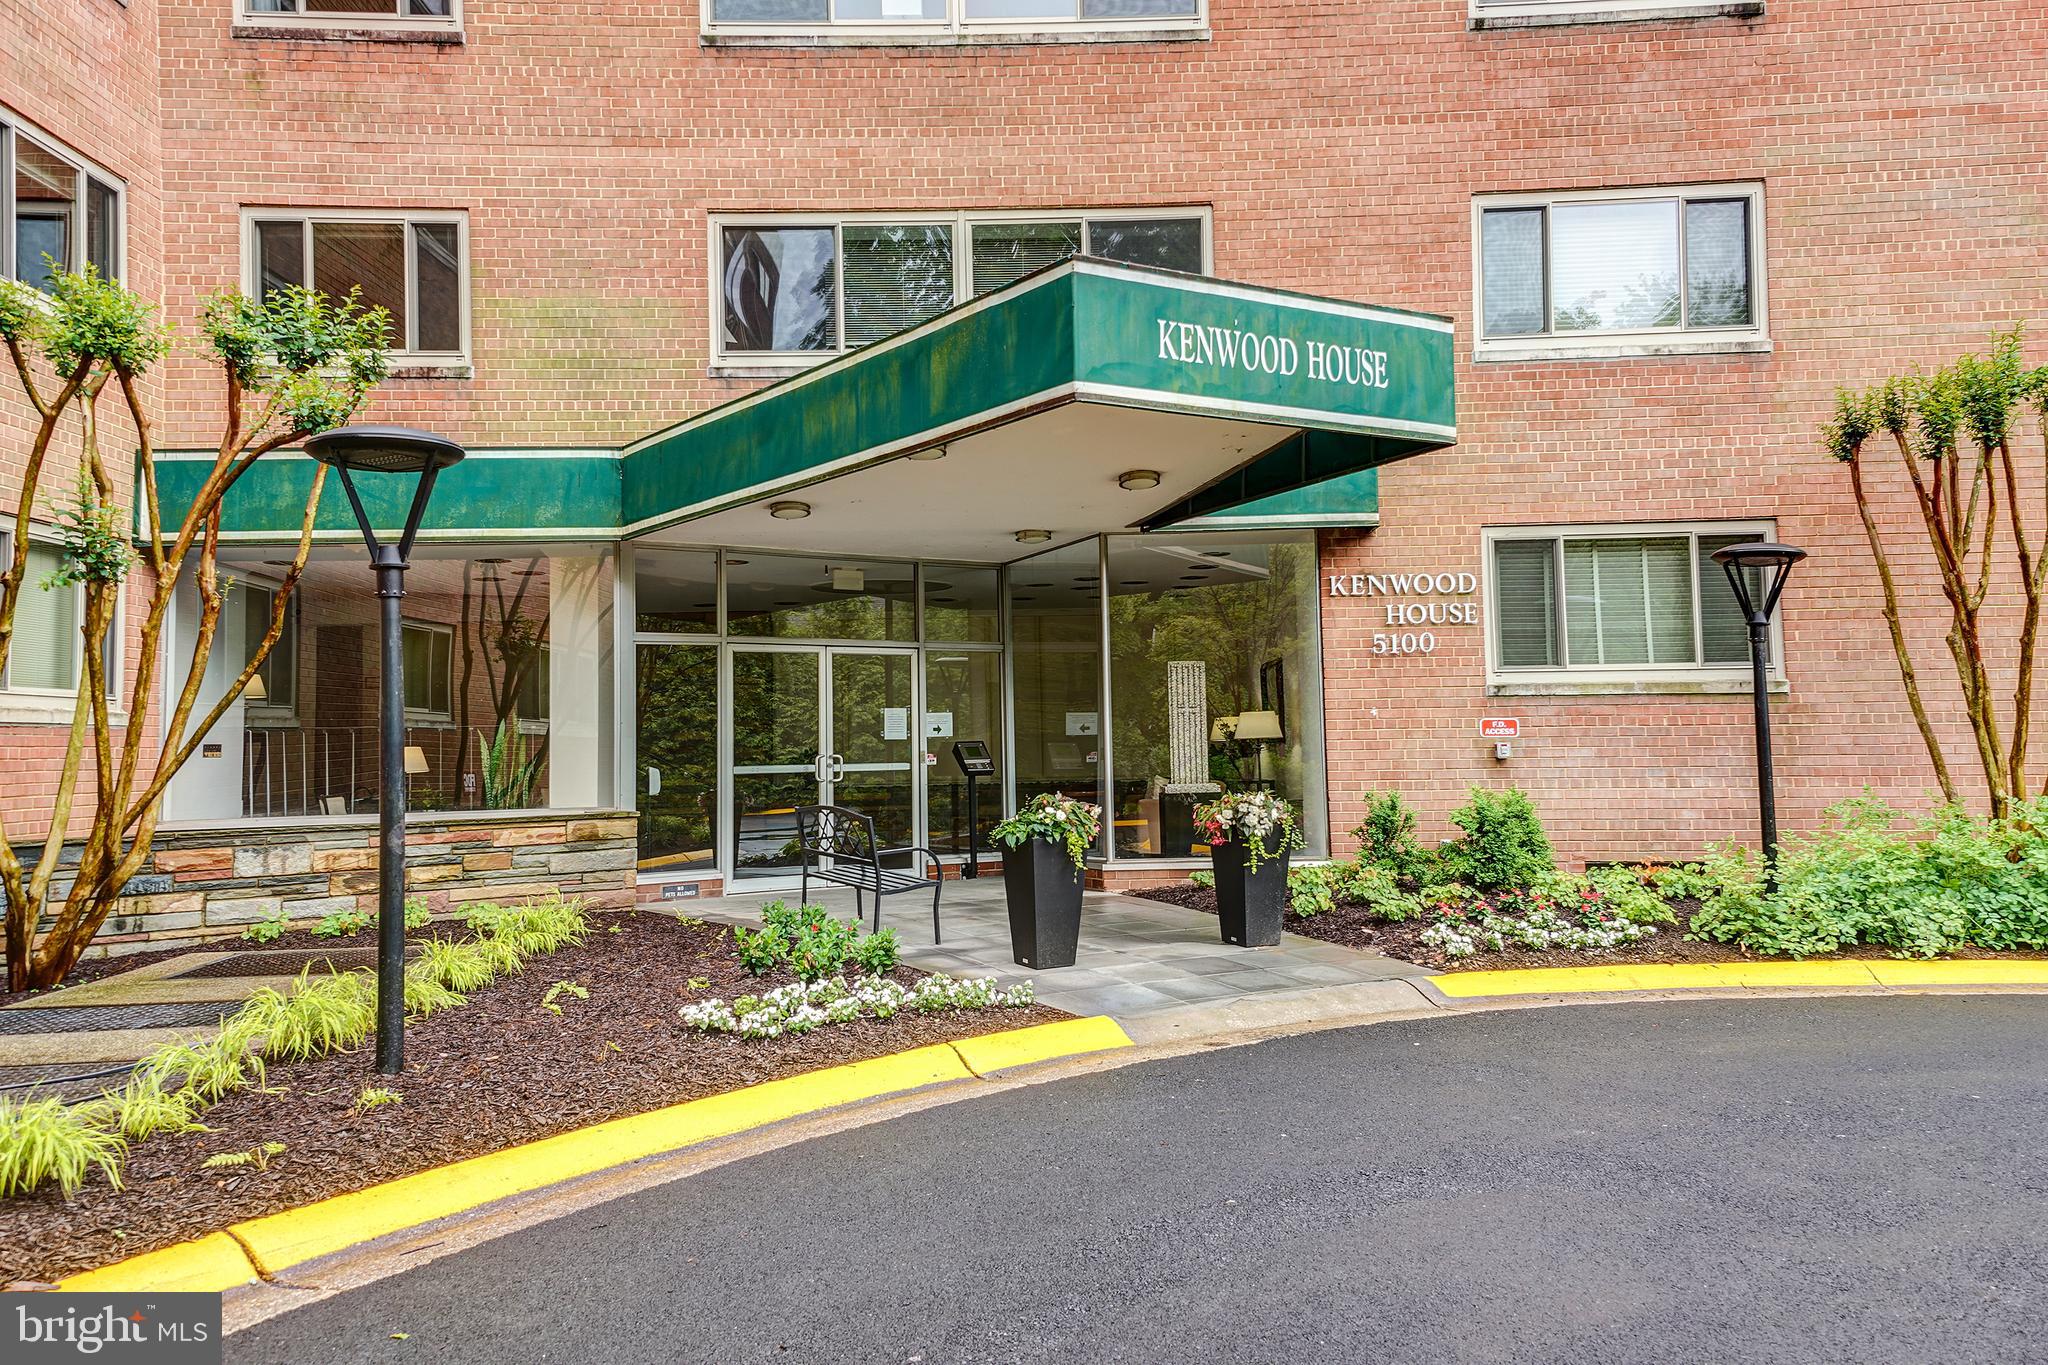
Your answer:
66,810 -> 638,959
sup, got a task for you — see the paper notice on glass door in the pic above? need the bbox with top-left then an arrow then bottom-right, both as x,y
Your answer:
882,707 -> 910,741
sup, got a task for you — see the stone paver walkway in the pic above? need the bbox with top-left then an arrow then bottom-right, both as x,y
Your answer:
693,879 -> 1439,1042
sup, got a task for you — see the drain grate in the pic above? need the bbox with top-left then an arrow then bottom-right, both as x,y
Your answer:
0,1002 -> 237,1035
173,948 -> 380,978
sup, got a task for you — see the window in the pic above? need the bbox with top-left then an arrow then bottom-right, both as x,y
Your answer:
239,0 -> 461,30
704,0 -> 1200,38
2,115 -> 123,290
239,581 -> 297,712
2,534 -> 121,703
402,622 -> 454,718
1474,184 -> 1764,360
1487,524 -> 1778,688
1469,0 -> 1762,27
714,209 -> 1208,365
245,210 -> 468,360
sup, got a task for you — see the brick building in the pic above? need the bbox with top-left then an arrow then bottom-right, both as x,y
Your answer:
4,0 -> 2046,946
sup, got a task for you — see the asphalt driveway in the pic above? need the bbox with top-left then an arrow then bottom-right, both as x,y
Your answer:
227,996 -> 2048,1364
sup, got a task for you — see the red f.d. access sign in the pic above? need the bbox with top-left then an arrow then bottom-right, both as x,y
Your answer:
1479,717 -> 1520,739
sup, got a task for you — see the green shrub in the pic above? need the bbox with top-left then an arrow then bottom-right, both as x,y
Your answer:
1347,863 -> 1427,922
789,917 -> 860,982
312,908 -> 371,938
242,969 -> 376,1062
241,909 -> 289,944
402,968 -> 466,1017
1583,865 -> 1679,927
1190,870 -> 1215,890
850,927 -> 900,976
138,1035 -> 263,1104
1286,863 -> 1341,917
412,938 -> 501,992
1441,787 -> 1554,890
0,1096 -> 126,1198
736,902 -> 882,981
733,923 -> 787,976
403,897 -> 431,931
1416,881 -> 1479,912
1352,792 -> 1422,874
469,896 -> 588,954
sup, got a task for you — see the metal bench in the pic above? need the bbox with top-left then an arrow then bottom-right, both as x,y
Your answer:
794,804 -> 944,944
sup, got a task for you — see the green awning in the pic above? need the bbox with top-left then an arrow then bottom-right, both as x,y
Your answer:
169,259 -> 1453,553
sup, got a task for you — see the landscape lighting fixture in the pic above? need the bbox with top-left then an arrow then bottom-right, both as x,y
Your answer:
302,425 -> 466,1077
1710,541 -> 1807,891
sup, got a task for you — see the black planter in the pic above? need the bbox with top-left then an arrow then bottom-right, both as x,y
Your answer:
1212,839 -> 1290,947
1002,837 -> 1084,969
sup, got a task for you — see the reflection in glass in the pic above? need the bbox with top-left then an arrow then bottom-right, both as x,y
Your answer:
638,644 -> 718,871
1684,199 -> 1752,328
313,221 -> 408,339
178,548 -> 613,821
13,139 -> 77,292
1551,200 -> 1680,333
412,222 -> 462,352
1086,218 -> 1203,272
843,224 -> 955,347
1480,207 -> 1545,338
970,221 -> 1082,295
255,220 -> 305,298
1009,540 -> 1102,841
925,651 -> 1003,857
923,565 -> 1000,643
1105,533 -> 1325,859
722,226 -> 836,352
829,652 -> 917,855
635,548 -> 718,634
731,649 -> 822,881
726,553 -> 915,641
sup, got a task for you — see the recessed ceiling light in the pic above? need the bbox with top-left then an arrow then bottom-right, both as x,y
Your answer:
1117,469 -> 1161,491
1072,576 -> 1094,583
726,557 -> 750,566
1120,579 -> 1149,586
775,599 -> 802,607
1023,582 -> 1053,588
1014,595 -> 1037,602
769,501 -> 811,520
931,597 -> 958,604
907,444 -> 948,461
1203,550 -> 1230,557
1014,530 -> 1052,544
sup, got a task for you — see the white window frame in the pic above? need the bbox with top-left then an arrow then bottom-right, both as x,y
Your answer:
0,109 -> 127,288
239,208 -> 471,366
235,0 -> 463,34
1483,520 -> 1785,694
709,206 -> 1212,370
1471,182 -> 1767,363
0,528 -> 126,721
401,620 -> 455,722
700,0 -> 1203,43
1470,0 -> 1762,27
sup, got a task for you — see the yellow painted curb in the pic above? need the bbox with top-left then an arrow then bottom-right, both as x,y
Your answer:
51,1015 -> 1136,1291
231,1041 -> 973,1275
1867,960 -> 2048,987
1431,958 -> 2048,997
58,1232 -> 257,1294
951,1015 -> 1133,1076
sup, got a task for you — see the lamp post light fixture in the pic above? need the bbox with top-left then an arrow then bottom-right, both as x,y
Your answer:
1710,541 -> 1807,891
303,425 -> 466,1076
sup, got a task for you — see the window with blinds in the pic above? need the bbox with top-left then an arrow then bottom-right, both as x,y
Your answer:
4,119 -> 123,293
1491,526 -> 1770,678
9,544 -> 79,692
715,210 -> 1205,363
402,623 -> 453,717
1475,184 -> 1762,356
249,211 -> 468,357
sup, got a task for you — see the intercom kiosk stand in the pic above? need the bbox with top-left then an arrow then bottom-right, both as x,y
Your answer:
952,740 -> 997,879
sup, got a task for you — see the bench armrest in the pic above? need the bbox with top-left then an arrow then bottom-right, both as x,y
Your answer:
877,844 -> 944,876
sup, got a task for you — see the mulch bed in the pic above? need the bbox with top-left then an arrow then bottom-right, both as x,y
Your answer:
1131,883 -> 2048,971
0,911 -> 1067,1286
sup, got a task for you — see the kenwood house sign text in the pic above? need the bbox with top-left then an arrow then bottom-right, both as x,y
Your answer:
1156,319 -> 1392,390
1327,570 -> 1478,657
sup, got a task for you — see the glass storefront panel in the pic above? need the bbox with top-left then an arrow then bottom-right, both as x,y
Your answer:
1105,532 -> 1325,859
730,648 -> 823,880
924,650 -> 1003,857
172,545 -> 615,822
635,547 -> 717,634
828,651 -> 917,854
923,564 -> 1000,643
1009,540 -> 1102,840
725,552 -> 916,641
636,643 -> 718,871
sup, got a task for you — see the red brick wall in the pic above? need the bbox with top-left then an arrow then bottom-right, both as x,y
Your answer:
38,0 -> 2048,865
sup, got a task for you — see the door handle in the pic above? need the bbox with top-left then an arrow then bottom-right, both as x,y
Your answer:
828,753 -> 846,781
814,753 -> 831,783
645,766 -> 661,797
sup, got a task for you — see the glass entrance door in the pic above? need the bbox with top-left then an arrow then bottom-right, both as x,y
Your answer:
728,645 -> 919,886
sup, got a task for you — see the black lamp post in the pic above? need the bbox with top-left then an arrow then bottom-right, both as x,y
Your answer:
303,426 -> 466,1075
1711,541 -> 1807,891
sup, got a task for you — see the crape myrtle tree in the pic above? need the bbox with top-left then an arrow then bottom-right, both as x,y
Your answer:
1826,327 -> 2048,817
0,266 -> 389,990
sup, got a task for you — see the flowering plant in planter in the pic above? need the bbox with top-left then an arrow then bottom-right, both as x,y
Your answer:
1195,790 -> 1305,874
991,793 -> 1102,870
